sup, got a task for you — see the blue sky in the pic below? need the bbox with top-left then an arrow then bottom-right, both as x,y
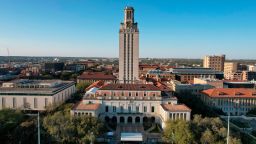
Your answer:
0,0 -> 255,59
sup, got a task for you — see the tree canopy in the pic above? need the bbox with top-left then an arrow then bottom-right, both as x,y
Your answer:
163,115 -> 242,144
163,120 -> 194,144
43,110 -> 105,143
76,82 -> 92,93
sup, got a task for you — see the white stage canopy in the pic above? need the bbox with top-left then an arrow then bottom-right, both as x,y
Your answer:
120,133 -> 143,141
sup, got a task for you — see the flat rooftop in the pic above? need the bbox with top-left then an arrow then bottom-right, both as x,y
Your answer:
0,79 -> 75,96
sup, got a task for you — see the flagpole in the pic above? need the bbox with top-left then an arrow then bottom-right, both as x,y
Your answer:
227,113 -> 230,144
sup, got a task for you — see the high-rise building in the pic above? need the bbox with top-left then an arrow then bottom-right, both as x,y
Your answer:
119,6 -> 139,83
203,55 -> 225,71
224,62 -> 242,80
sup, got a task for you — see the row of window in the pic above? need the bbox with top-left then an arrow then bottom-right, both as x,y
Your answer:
104,92 -> 158,97
1,97 -> 48,109
105,105 -> 155,113
221,107 -> 253,111
74,112 -> 92,116
169,113 -> 187,120
216,98 -> 256,106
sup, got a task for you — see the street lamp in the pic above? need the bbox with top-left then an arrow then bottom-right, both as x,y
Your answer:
227,113 -> 230,144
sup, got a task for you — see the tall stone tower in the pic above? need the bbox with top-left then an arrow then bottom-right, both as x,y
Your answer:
119,6 -> 139,83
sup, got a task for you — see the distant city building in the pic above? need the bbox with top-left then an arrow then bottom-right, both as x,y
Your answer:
203,55 -> 225,71
248,65 -> 256,72
71,83 -> 191,128
65,64 -> 84,72
193,77 -> 223,88
242,71 -> 256,81
201,88 -> 256,115
238,64 -> 248,71
77,72 -> 117,84
76,60 -> 96,68
224,62 -> 239,80
139,64 -> 159,76
22,64 -> 42,77
0,79 -> 76,111
169,67 -> 224,83
0,74 -> 18,81
0,63 -> 9,69
170,80 -> 214,96
44,62 -> 64,73
146,70 -> 175,82
119,7 -> 139,83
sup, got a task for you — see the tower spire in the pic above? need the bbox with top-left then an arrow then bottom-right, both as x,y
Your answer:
124,6 -> 134,25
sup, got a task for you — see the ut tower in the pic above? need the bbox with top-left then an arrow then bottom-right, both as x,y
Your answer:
119,6 -> 139,83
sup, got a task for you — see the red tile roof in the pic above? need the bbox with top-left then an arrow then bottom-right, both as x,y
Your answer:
73,101 -> 100,111
78,72 -> 117,80
223,80 -> 249,83
99,84 -> 161,91
155,82 -> 172,91
85,80 -> 105,91
139,64 -> 159,69
161,104 -> 191,112
201,88 -> 256,98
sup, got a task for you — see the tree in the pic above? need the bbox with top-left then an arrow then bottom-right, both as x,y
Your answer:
76,82 -> 91,93
60,72 -> 73,80
13,118 -> 37,144
0,109 -> 26,143
177,92 -> 225,117
43,110 -> 105,143
191,115 -> 242,144
200,128 -> 216,144
163,120 -> 194,144
43,111 -> 76,143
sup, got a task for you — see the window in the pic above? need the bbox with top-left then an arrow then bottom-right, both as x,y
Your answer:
144,92 -> 147,97
2,97 -> 6,108
144,106 -> 147,112
128,106 -> 131,112
136,106 -> 139,112
13,97 -> 16,108
151,106 -> 155,112
113,106 -> 116,112
104,93 -> 107,96
34,98 -> 38,108
121,106 -> 124,112
129,92 -> 131,96
105,106 -> 108,112
23,97 -> 27,107
45,98 -> 48,107
136,92 -> 138,96
169,113 -> 173,119
180,113 -> 184,120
